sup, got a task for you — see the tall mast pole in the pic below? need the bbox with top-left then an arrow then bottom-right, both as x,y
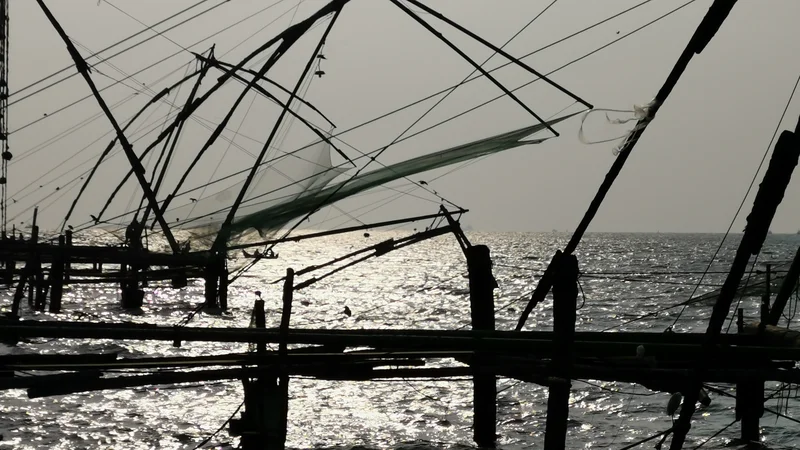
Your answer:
0,0 -> 9,237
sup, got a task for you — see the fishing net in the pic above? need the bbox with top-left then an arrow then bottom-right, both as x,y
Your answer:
167,112 -> 580,248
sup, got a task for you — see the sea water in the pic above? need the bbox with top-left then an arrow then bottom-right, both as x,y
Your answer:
2,232 -> 800,449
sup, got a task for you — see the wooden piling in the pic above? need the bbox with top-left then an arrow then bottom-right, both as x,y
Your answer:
219,260 -> 228,311
760,264 -> 771,323
235,296 -> 287,450
203,262 -> 219,309
64,230 -> 72,283
466,245 -> 497,448
544,251 -> 579,450
48,235 -> 65,313
738,307 -> 763,442
255,299 -> 267,354
279,269 -> 294,448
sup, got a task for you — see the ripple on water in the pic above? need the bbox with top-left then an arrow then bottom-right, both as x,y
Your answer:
2,232 -> 800,449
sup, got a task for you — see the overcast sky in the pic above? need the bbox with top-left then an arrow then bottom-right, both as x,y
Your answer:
6,0 -> 800,234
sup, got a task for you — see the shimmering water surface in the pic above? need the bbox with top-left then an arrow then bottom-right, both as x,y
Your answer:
2,232 -> 800,449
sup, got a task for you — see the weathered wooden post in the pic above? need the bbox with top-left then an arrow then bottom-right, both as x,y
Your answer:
48,235 -> 65,313
203,259 -> 219,309
30,209 -> 46,311
760,264 -> 771,323
544,251 -> 578,450
64,229 -> 72,283
278,268 -> 294,448
736,308 -> 763,442
233,294 -> 288,450
219,259 -> 229,311
466,244 -> 497,448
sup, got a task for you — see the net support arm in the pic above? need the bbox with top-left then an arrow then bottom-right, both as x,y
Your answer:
212,1 -> 348,251
403,0 -> 592,110
36,0 -> 180,253
389,0 -> 558,137
516,0 -> 739,332
195,53 -> 337,130
670,117 -> 800,449
765,117 -> 800,328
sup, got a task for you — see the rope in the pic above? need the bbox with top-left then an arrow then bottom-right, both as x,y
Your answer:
690,418 -> 736,450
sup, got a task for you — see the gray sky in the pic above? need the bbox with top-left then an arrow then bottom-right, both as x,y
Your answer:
6,0 -> 800,235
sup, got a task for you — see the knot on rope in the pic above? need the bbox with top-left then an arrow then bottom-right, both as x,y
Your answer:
578,98 -> 659,155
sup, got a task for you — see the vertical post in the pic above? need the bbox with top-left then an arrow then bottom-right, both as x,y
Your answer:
203,260 -> 219,309
279,268 -> 294,354
543,251 -> 579,450
737,307 -> 763,442
279,268 -> 294,449
255,297 -> 266,354
64,229 -> 72,283
760,264 -> 771,323
219,259 -> 229,310
11,262 -> 30,317
466,245 -> 497,448
30,211 -> 45,311
236,296 -> 286,450
48,235 -> 65,313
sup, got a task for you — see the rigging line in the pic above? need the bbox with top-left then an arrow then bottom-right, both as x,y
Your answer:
135,54 -> 199,225
580,274 -> 724,287
288,0 -> 658,151
135,5 -> 322,221
244,0 -> 686,214
164,0 -> 663,202
9,0 -> 229,108
9,102 -> 184,204
724,254 -> 760,333
103,0 -> 191,52
11,59 -> 195,169
213,2 -> 347,250
11,108 -> 187,224
9,0 -> 288,135
690,418 -> 737,450
670,67 -> 800,329
12,0 -> 213,98
326,0 -> 562,213
323,101 -> 579,231
403,0 -> 591,110
167,0 -> 657,210
9,92 -> 138,167
577,380 -> 659,397
600,293 -> 719,333
75,2 -> 656,232
192,401 -> 244,450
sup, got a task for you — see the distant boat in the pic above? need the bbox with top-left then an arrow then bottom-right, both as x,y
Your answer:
242,249 -> 278,259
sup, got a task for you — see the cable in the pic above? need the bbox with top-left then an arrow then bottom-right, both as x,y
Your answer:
10,0 -> 229,108
9,0 -> 289,135
690,419 -> 737,450
12,0 -> 213,97
193,400 -> 244,449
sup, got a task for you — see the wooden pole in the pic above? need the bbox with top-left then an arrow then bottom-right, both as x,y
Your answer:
760,264 -> 771,323
670,117 -> 800,449
219,259 -> 228,311
279,268 -> 294,450
466,245 -> 497,448
203,262 -> 219,309
255,299 -> 267,354
64,229 -> 72,283
544,252 -> 579,450
516,0 -> 739,332
48,235 -> 65,313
